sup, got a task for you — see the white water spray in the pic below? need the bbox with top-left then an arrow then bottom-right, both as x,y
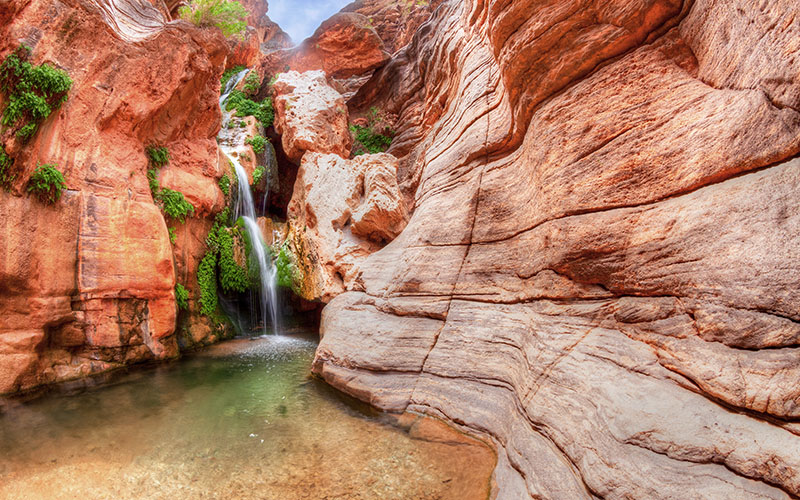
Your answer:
218,69 -> 280,335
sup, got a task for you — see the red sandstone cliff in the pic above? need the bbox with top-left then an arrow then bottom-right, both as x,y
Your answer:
0,0 -> 232,394
312,0 -> 800,498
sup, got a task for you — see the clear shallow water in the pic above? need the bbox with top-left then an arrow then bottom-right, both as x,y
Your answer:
0,333 -> 494,499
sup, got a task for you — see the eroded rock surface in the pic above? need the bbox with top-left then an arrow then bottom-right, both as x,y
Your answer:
287,152 -> 407,303
273,70 -> 353,163
259,12 -> 389,81
0,0 -> 230,394
313,0 -> 800,498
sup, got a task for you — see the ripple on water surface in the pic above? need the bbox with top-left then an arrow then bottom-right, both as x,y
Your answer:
0,333 -> 494,499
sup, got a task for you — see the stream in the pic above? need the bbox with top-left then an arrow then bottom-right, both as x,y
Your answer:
0,331 -> 494,499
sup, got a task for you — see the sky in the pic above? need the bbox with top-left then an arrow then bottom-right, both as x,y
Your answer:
267,0 -> 353,44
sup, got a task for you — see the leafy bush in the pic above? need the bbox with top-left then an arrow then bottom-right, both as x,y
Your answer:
243,70 -> 261,96
178,0 -> 248,38
246,135 -> 267,155
225,90 -> 274,128
146,145 -> 170,168
217,227 -> 250,293
175,283 -> 189,310
198,251 -> 219,317
147,168 -> 160,196
218,173 -> 231,196
0,45 -> 72,143
160,188 -> 195,223
0,144 -> 14,189
168,227 -> 177,245
221,65 -> 246,89
27,163 -> 66,203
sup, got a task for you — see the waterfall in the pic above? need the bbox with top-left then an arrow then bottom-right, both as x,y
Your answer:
218,69 -> 280,336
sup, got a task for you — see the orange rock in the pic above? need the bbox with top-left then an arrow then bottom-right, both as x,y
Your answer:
0,0 -> 229,394
259,12 -> 389,80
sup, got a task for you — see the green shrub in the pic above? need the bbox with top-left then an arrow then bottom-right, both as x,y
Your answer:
147,168 -> 160,196
0,45 -> 72,143
175,283 -> 189,310
27,163 -> 66,203
198,251 -> 219,317
246,135 -> 267,155
217,227 -> 249,293
168,227 -> 177,245
0,144 -> 14,189
178,0 -> 248,38
218,173 -> 231,196
350,124 -> 392,156
243,70 -> 261,96
225,90 -> 274,128
221,65 -> 246,89
146,145 -> 170,168
160,188 -> 195,222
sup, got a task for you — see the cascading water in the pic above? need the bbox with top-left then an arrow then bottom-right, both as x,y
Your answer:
218,69 -> 280,335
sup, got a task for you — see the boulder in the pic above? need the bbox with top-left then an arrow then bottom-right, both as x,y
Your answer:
286,152 -> 407,302
273,70 -> 352,163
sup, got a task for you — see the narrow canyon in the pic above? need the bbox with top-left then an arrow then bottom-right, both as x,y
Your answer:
1,0 -> 799,498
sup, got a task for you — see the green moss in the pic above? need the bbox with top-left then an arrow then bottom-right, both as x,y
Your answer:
246,135 -> 267,155
275,243 -> 297,289
178,0 -> 248,38
218,173 -> 231,196
221,65 -> 246,89
225,90 -> 274,128
0,45 -> 72,144
243,70 -> 261,96
175,283 -> 189,310
146,145 -> 170,168
160,188 -> 195,223
147,168 -> 160,196
198,251 -> 219,317
0,144 -> 14,189
27,163 -> 66,203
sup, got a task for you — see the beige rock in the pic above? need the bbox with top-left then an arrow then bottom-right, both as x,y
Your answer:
273,71 -> 352,163
314,0 -> 800,498
287,152 -> 407,302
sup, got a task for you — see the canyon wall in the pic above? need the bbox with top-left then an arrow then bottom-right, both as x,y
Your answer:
0,0 -> 231,394
313,0 -> 800,498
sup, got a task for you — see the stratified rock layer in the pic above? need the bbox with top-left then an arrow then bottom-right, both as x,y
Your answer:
0,0 -> 229,394
314,0 -> 800,498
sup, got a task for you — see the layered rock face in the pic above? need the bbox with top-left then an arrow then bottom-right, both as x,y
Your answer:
0,0 -> 229,394
313,0 -> 800,498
